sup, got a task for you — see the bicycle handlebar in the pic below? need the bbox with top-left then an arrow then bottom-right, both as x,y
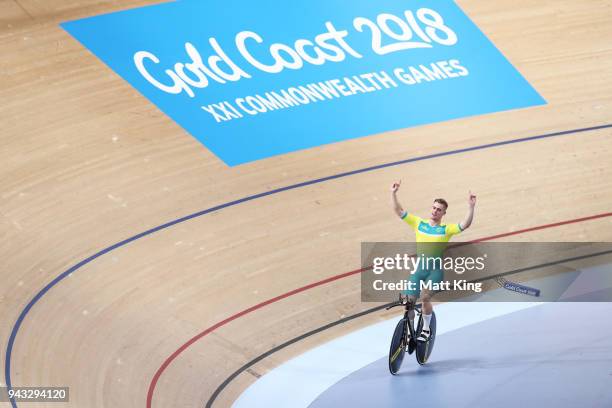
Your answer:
385,296 -> 421,312
385,301 -> 404,310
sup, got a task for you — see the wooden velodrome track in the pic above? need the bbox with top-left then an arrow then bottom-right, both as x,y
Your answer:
1,0 -> 611,407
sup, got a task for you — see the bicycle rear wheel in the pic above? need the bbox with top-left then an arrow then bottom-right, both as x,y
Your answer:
388,318 -> 407,374
415,311 -> 436,365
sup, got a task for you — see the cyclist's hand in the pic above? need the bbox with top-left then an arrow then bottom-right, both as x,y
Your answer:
391,180 -> 401,193
468,190 -> 477,208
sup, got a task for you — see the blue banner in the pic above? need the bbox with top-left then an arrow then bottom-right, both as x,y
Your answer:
62,0 -> 545,166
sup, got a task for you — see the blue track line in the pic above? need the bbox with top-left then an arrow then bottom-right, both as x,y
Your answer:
4,123 -> 612,407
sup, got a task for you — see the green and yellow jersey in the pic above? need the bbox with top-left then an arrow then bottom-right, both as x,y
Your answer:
401,212 -> 462,257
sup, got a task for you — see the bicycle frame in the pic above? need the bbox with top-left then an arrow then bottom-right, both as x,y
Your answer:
387,296 -> 421,352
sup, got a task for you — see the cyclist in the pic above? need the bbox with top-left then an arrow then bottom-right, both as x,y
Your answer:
391,180 -> 476,342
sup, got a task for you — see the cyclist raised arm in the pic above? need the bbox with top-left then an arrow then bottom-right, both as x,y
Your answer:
460,191 -> 477,231
391,180 -> 405,217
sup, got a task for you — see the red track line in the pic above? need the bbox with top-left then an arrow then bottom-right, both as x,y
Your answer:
145,268 -> 367,408
145,211 -> 612,408
471,212 -> 612,242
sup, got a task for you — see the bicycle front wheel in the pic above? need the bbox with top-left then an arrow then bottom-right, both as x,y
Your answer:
388,318 -> 406,375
